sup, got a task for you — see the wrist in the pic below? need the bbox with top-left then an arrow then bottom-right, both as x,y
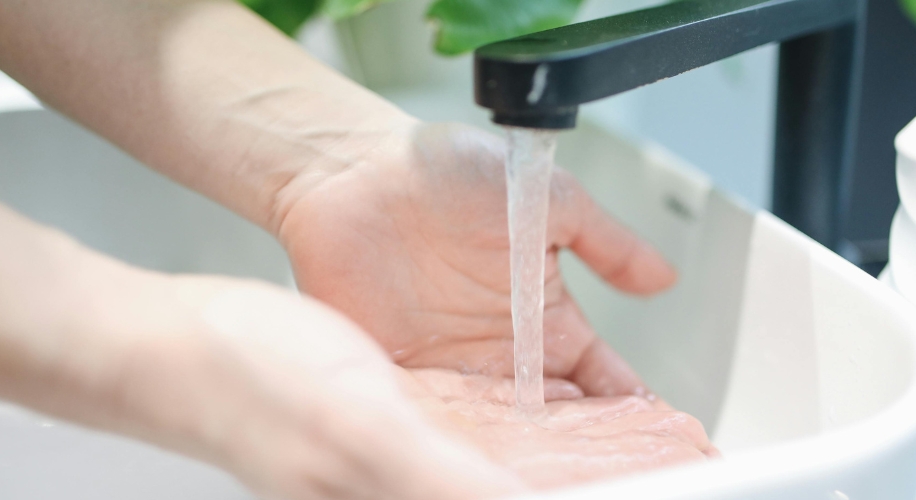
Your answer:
260,104 -> 420,239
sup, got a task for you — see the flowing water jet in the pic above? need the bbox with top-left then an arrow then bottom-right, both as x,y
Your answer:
504,127 -> 557,417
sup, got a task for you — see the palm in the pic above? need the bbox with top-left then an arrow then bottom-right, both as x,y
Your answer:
280,122 -> 676,397
201,283 -> 711,495
406,368 -> 716,490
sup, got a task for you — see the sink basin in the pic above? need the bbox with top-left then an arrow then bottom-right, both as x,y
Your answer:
1,107 -> 915,500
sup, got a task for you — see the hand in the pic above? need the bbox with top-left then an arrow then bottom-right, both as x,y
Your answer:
97,276 -> 526,500
278,121 -> 677,397
101,276 -> 710,497
0,204 -> 521,500
405,369 -> 717,490
1,0 -> 672,398
76,267 -> 708,497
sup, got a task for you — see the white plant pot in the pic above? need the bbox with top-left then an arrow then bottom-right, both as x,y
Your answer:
308,0 -> 470,92
887,117 -> 916,302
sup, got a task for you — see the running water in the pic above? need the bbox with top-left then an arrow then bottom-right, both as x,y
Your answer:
504,127 -> 557,417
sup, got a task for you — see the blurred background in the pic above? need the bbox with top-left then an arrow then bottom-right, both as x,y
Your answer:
1,0 -> 915,275
304,0 -> 916,276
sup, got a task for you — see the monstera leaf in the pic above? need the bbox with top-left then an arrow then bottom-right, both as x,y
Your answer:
238,0 -> 585,54
427,0 -> 584,55
903,0 -> 916,24
240,0 -> 321,35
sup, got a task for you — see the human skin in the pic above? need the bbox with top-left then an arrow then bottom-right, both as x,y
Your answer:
0,0 -> 675,399
0,0 -> 711,496
280,121 -> 676,397
407,369 -> 717,490
0,204 -> 522,499
0,205 -> 712,498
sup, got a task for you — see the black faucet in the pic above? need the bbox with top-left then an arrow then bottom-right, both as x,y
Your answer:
474,0 -> 865,249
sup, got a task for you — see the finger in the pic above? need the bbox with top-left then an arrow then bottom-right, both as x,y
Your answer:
552,169 -> 677,295
568,336 -> 674,408
544,299 -> 654,399
504,432 -> 707,490
549,297 -> 676,409
570,338 -> 647,397
541,293 -> 601,379
570,410 -> 713,454
545,378 -> 585,401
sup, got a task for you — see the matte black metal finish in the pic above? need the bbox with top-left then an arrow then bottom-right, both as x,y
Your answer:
773,24 -> 865,248
473,0 -> 869,251
840,0 -> 916,274
474,0 -> 858,129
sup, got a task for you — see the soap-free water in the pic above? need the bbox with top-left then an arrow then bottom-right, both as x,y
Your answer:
505,127 -> 557,416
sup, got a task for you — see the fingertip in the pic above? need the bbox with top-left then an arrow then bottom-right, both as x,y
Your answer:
612,242 -> 678,295
704,445 -> 723,459
570,340 -> 645,398
544,378 -> 585,401
562,187 -> 678,296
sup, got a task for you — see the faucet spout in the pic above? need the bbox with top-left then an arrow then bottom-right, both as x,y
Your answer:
473,0 -> 857,129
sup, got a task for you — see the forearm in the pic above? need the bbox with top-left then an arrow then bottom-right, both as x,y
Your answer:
0,205 -> 229,463
0,205 -> 133,419
0,0 -> 414,233
0,206 -> 517,499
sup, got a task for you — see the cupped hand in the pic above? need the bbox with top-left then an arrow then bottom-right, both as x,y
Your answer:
0,202 -> 523,500
137,278 -> 712,497
90,274 -> 524,500
405,369 -> 716,490
113,276 -> 709,499
278,121 -> 677,397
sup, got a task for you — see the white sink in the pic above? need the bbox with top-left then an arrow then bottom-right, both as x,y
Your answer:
2,107 -> 916,500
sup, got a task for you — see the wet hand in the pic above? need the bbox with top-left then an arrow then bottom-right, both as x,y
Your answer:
277,121 -> 677,398
126,277 -> 524,500
406,369 -> 716,490
0,204 -> 521,500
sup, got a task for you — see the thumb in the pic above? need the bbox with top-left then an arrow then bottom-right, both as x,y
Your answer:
551,169 -> 677,295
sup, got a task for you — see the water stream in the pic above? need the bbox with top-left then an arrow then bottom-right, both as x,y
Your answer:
504,127 -> 557,417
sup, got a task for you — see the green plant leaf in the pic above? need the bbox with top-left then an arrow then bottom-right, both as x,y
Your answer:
427,0 -> 584,56
322,0 -> 396,20
240,0 -> 321,36
902,0 -> 916,24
